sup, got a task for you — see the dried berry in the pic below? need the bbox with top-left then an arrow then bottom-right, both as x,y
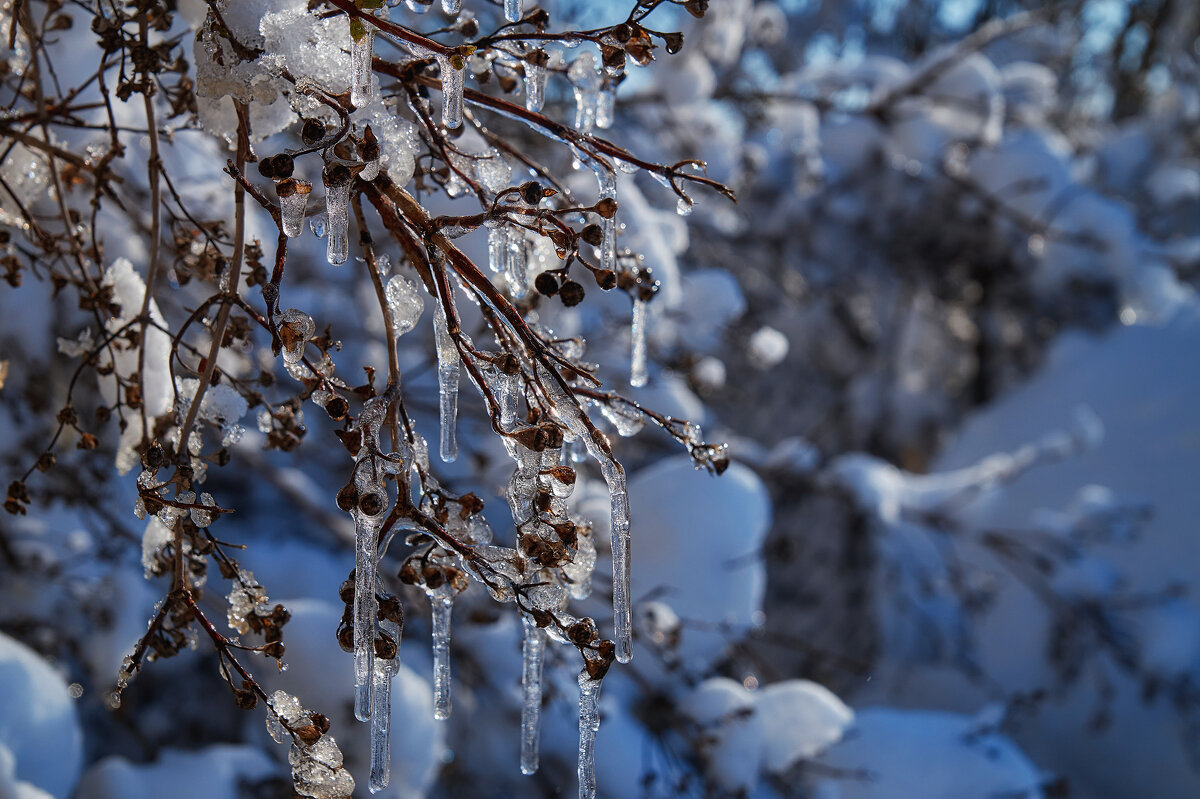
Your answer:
559,280 -> 585,307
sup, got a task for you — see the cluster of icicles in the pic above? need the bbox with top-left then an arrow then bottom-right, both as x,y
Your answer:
321,339 -> 630,797
250,7 -> 694,795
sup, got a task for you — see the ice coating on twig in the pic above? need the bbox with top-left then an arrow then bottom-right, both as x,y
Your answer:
429,586 -> 455,720
279,181 -> 311,238
323,166 -> 352,266
442,0 -> 461,16
505,0 -> 522,22
568,52 -> 602,134
520,615 -> 545,775
350,23 -> 375,108
577,670 -> 603,799
630,298 -> 648,387
279,309 -> 315,365
524,53 -> 547,112
369,616 -> 400,792
536,365 -> 633,662
436,55 -> 465,130
433,306 -> 459,463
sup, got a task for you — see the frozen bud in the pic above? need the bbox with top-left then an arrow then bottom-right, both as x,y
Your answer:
559,281 -> 585,307
663,31 -> 685,54
374,634 -> 397,660
272,154 -> 295,179
594,269 -> 617,290
378,596 -> 405,624
567,617 -> 598,646
520,181 -> 544,205
301,119 -> 327,144
581,224 -> 604,246
601,45 -> 625,73
497,353 -> 521,375
594,198 -> 618,218
336,483 -> 358,513
325,396 -> 349,421
357,487 -> 387,517
257,157 -> 277,179
534,271 -> 560,296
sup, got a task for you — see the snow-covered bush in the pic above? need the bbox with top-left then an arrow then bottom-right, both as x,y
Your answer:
4,0 -> 1200,798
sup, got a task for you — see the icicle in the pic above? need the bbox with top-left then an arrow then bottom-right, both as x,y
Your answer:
579,155 -> 617,274
535,366 -> 633,663
505,224 -> 528,298
520,615 -> 545,775
436,55 -> 465,130
630,298 -> 648,387
596,82 -> 615,130
442,0 -> 461,15
577,670 -> 603,799
504,0 -> 522,22
430,587 -> 455,720
323,164 -> 353,266
487,224 -> 506,274
524,51 -> 548,112
352,405 -> 388,722
278,180 -> 312,238
350,19 -> 375,109
369,616 -> 400,793
568,52 -> 602,134
353,513 -> 379,720
433,307 -> 459,463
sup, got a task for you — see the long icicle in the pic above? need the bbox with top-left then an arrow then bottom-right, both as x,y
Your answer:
577,670 -> 604,799
349,20 -> 375,108
369,614 -> 400,792
431,587 -> 455,720
504,0 -> 522,22
434,304 -> 459,463
630,298 -> 648,387
536,364 -> 633,663
520,615 -> 546,775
